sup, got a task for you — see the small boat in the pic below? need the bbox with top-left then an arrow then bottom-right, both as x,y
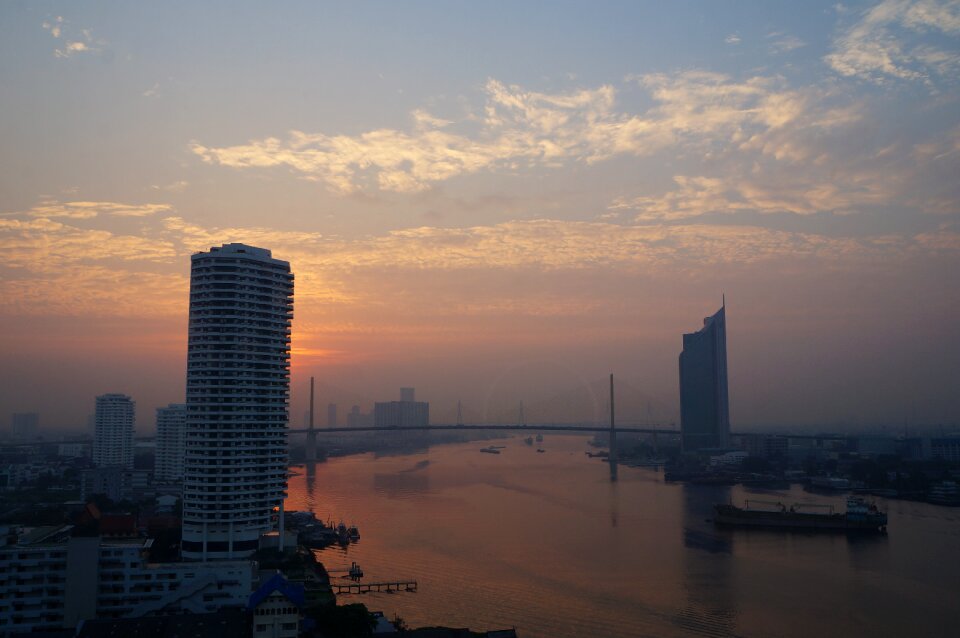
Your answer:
524,437 -> 534,445
535,434 -> 543,443
480,446 -> 501,454
347,524 -> 360,541
536,448 -> 545,453
336,521 -> 350,543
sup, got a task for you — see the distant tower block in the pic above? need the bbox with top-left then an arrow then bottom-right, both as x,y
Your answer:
327,403 -> 337,428
400,387 -> 415,402
11,412 -> 39,439
93,394 -> 135,469
679,298 -> 730,452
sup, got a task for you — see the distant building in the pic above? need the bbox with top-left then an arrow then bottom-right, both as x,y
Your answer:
856,436 -> 897,457
740,434 -> 788,459
375,389 -> 429,428
679,303 -> 730,451
400,387 -> 416,402
80,467 -> 151,502
57,443 -> 89,458
347,405 -> 373,428
10,413 -> 39,439
182,243 -> 294,560
93,394 -> 135,469
155,404 -> 186,483
931,437 -> 960,463
327,403 -> 337,428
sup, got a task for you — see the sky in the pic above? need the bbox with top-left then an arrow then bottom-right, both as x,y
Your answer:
1,0 -> 959,433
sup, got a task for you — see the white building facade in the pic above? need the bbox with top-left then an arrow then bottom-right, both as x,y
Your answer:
181,244 -> 294,560
0,527 -> 253,635
93,394 -> 135,469
155,404 -> 187,483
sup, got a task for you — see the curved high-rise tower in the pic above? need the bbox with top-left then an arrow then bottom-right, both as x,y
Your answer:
181,243 -> 294,560
679,301 -> 729,452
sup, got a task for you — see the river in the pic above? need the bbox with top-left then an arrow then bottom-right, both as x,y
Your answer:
285,434 -> 960,637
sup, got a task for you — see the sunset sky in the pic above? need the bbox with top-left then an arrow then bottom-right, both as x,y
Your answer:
2,1 -> 959,432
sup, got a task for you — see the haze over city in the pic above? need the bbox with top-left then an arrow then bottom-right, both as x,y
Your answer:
2,1 -> 959,431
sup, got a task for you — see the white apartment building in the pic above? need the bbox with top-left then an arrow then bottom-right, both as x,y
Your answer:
0,526 -> 254,635
93,394 -> 135,469
182,244 -> 294,560
155,404 -> 187,483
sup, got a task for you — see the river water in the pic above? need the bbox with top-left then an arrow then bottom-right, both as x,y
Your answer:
285,434 -> 960,637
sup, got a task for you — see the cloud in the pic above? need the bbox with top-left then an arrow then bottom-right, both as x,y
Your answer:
611,166 -> 892,221
42,16 -> 105,58
193,73 -> 817,194
768,34 -> 807,53
41,16 -> 63,39
13,200 -> 173,219
826,0 -> 960,85
2,202 -> 958,324
725,34 -> 742,45
151,181 -> 189,193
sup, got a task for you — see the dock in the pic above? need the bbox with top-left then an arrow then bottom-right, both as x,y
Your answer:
332,580 -> 418,595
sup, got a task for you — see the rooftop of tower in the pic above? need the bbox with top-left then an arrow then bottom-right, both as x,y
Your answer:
192,242 -> 290,267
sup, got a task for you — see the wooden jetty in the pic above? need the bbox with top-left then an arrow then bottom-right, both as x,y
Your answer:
332,580 -> 418,595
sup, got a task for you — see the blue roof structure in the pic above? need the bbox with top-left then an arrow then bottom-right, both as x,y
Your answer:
247,573 -> 306,610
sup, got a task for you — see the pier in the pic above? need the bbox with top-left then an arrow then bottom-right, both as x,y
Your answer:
332,580 -> 418,595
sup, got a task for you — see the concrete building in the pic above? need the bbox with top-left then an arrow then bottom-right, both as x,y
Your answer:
57,443 -> 89,459
0,526 -> 253,635
10,413 -> 38,439
347,405 -> 373,428
80,467 -> 152,502
182,244 -> 294,560
93,394 -> 135,469
155,404 -> 187,483
740,434 -> 788,460
327,403 -> 337,428
375,388 -> 429,428
931,436 -> 960,463
679,303 -> 730,451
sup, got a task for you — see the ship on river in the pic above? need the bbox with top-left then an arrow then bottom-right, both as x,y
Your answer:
714,496 -> 887,533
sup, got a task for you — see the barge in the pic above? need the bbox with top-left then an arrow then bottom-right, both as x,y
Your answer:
714,497 -> 887,533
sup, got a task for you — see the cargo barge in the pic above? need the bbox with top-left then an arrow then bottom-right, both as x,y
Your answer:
714,497 -> 887,533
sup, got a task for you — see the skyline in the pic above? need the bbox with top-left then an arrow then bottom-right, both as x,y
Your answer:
2,1 -> 959,429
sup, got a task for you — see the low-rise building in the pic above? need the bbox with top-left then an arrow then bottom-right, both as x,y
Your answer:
0,526 -> 255,635
248,573 -> 304,638
80,467 -> 152,502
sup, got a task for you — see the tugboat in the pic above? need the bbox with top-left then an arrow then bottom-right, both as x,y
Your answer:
336,521 -> 350,544
714,496 -> 887,533
347,524 -> 360,541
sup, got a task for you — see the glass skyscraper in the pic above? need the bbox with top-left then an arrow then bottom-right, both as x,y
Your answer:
181,243 -> 294,560
679,302 -> 730,451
